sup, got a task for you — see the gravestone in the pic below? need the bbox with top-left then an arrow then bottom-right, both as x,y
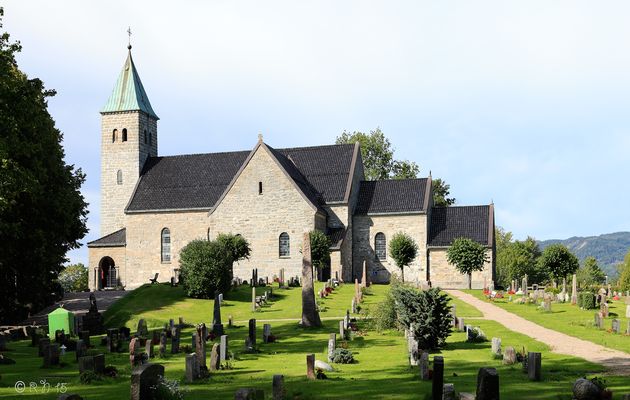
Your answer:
408,337 -> 419,366
228,315 -> 233,328
159,331 -> 167,357
220,335 -> 229,363
457,317 -> 465,332
82,293 -> 104,335
129,337 -> 141,367
571,274 -> 578,305
327,333 -> 336,363
43,343 -> 60,367
55,329 -> 66,344
272,374 -> 285,400
306,354 -> 316,380
93,353 -> 105,373
151,330 -> 160,345
252,287 -> 257,311
522,275 -> 528,297
361,260 -> 369,287
185,353 -> 199,383
79,330 -> 91,348
543,296 -> 552,312
136,319 -> 148,338
626,305 -> 630,318
451,305 -> 457,327
130,363 -> 165,400
76,339 -> 87,361
78,355 -> 95,374
594,313 -> 603,329
107,328 -> 120,353
612,319 -> 621,334
419,351 -> 430,380
351,297 -> 357,314
213,292 -> 224,336
491,338 -> 501,356
527,352 -> 542,381
432,356 -> 444,400
119,326 -> 131,341
601,302 -> 609,318
195,324 -> 207,369
178,317 -> 185,327
171,326 -> 180,354
339,320 -> 345,340
476,367 -> 500,400
503,346 -> 516,365
39,337 -> 51,357
209,343 -> 220,371
145,339 -> 154,358
235,388 -> 265,400
443,383 -> 456,400
248,319 -> 256,348
263,324 -> 272,343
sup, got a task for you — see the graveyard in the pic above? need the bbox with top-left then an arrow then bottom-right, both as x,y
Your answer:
1,282 -> 630,399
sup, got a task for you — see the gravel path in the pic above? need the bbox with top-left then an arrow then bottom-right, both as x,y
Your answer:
447,290 -> 630,375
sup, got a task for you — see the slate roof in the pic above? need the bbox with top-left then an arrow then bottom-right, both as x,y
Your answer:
354,179 -> 428,215
87,228 -> 126,248
428,206 -> 491,247
126,143 -> 356,212
101,49 -> 158,119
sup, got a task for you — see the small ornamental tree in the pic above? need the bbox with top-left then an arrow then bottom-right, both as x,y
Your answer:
446,237 -> 489,289
577,256 -> 606,286
388,232 -> 418,282
215,233 -> 251,263
537,244 -> 579,286
179,239 -> 233,298
58,263 -> 88,292
309,230 -> 331,269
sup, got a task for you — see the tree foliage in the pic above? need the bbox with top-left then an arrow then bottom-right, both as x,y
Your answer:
335,128 -> 455,206
388,232 -> 418,282
391,285 -> 452,350
0,9 -> 88,323
180,233 -> 252,298
446,237 -> 489,289
537,244 -> 580,284
495,227 -> 542,287
617,250 -> 630,290
309,230 -> 331,269
58,263 -> 89,293
577,256 -> 606,287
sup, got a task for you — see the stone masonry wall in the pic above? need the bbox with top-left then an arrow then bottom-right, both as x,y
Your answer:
100,111 -> 157,236
87,246 -> 126,291
428,248 -> 494,289
352,213 -> 428,284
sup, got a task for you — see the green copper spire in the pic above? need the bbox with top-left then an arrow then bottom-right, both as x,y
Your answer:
101,46 -> 159,119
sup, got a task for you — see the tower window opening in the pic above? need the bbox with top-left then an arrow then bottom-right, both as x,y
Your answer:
258,181 -> 263,195
122,128 -> 128,142
116,170 -> 123,185
112,129 -> 117,143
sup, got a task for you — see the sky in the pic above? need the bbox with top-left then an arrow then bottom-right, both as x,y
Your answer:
4,1 -> 630,266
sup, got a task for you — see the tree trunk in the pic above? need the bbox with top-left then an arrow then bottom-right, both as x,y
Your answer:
468,273 -> 472,290
401,267 -> 405,283
301,232 -> 322,327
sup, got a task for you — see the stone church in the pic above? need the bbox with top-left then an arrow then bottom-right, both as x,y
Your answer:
88,47 -> 496,291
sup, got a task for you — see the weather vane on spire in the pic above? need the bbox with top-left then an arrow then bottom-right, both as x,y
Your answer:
127,26 -> 132,49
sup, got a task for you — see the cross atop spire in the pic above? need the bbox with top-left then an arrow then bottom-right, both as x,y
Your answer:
127,26 -> 132,50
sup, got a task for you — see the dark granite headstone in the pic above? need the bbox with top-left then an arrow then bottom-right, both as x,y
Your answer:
527,352 -> 542,381
476,367 -> 500,400
432,356 -> 444,400
130,363 -> 164,400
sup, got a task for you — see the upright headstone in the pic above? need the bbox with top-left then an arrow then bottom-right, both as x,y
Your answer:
527,352 -> 542,381
457,317 -> 465,332
145,339 -> 154,358
38,337 -> 51,357
571,274 -> 578,305
79,330 -> 91,348
248,319 -> 256,349
195,324 -> 206,369
272,374 -> 285,400
93,353 -> 105,374
306,354 -> 316,380
43,343 -> 60,367
220,335 -> 228,363
612,319 -> 621,334
263,324 -> 272,343
476,367 -> 500,400
136,319 -> 148,338
185,353 -> 199,383
419,351 -> 430,380
129,337 -> 141,367
351,297 -> 357,314
451,305 -> 457,327
171,326 -> 180,354
443,383 -> 456,400
213,292 -> 224,335
627,320 -> 630,335
601,302 -> 609,318
252,287 -> 257,312
78,355 -> 95,374
130,363 -> 165,400
491,338 -> 501,356
339,320 -> 345,340
522,275 -> 528,297
209,343 -> 220,372
361,260 -> 369,287
503,346 -> 516,365
327,333 -> 336,363
432,356 -> 444,400
75,339 -> 87,361
228,315 -> 234,328
159,331 -> 167,357
235,388 -> 265,400
543,296 -> 552,312
408,337 -> 419,366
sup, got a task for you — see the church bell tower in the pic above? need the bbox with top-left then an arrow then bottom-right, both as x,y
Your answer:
99,44 -> 158,235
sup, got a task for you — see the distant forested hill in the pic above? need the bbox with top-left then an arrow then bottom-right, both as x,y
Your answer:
538,232 -> 630,277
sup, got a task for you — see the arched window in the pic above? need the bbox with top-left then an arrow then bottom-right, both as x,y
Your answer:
144,129 -> 148,144
112,129 -> 117,143
279,232 -> 290,257
161,228 -> 171,263
148,131 -> 152,145
116,170 -> 123,185
375,232 -> 386,261
122,128 -> 128,142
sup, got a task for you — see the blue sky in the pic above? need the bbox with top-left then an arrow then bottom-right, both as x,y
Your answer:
4,1 -> 630,266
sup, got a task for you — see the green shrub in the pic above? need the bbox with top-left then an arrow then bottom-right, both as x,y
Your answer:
330,348 -> 354,364
578,292 -> 596,310
179,240 -> 234,298
391,285 -> 452,350
58,263 -> 89,292
309,230 -> 331,269
151,376 -> 186,400
79,370 -> 101,384
370,288 -> 397,332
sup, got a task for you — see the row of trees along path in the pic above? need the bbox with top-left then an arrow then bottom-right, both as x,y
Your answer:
447,289 -> 630,375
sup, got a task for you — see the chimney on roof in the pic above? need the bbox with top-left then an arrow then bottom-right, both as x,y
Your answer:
258,133 -> 263,143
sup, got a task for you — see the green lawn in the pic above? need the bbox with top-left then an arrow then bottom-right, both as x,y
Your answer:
464,290 -> 630,354
1,284 -> 628,399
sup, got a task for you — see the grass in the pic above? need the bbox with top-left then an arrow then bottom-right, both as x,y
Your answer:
464,290 -> 630,354
1,283 -> 629,399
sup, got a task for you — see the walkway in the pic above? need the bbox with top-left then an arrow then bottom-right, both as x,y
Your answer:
447,290 -> 630,375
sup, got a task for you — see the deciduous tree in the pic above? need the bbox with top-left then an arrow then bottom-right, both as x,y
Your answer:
388,232 -> 418,282
446,237 -> 489,289
537,244 -> 579,285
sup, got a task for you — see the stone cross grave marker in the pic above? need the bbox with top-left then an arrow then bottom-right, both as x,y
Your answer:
130,363 -> 165,400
